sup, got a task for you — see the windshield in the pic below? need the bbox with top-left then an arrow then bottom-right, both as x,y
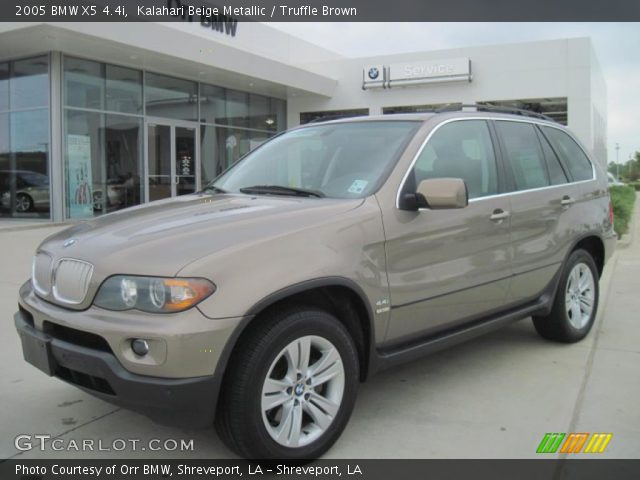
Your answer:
210,121 -> 420,199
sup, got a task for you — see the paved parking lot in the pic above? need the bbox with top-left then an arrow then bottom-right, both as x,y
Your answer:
1,206 -> 638,459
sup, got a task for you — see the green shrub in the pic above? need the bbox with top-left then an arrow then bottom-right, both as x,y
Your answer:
627,181 -> 640,191
609,185 -> 636,238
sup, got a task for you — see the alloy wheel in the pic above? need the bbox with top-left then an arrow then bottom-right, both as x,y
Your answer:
260,335 -> 345,448
565,262 -> 595,329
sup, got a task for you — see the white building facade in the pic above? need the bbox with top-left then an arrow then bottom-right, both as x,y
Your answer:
0,21 -> 606,222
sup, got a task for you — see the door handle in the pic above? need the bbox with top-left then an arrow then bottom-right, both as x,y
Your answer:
490,209 -> 510,222
560,195 -> 575,206
174,175 -> 180,185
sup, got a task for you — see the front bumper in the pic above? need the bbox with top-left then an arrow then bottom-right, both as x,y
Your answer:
15,309 -> 220,427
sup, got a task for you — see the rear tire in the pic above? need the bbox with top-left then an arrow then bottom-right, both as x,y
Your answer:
215,307 -> 359,459
532,249 -> 599,343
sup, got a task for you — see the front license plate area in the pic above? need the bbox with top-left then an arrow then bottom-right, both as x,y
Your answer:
19,331 -> 55,376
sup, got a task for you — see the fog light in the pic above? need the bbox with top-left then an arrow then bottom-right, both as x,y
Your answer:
131,339 -> 149,356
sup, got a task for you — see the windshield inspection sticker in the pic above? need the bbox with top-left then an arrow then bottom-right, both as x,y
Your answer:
348,179 -> 368,194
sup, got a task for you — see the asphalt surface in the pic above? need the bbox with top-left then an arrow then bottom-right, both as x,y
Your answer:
0,203 -> 638,459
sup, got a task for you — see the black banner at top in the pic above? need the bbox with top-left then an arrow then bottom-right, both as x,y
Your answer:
3,0 -> 640,22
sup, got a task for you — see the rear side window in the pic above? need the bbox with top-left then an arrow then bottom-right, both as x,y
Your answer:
496,121 -> 549,191
536,128 -> 568,185
412,120 -> 498,199
540,126 -> 593,181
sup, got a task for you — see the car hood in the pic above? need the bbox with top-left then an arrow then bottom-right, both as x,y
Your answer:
40,193 -> 364,277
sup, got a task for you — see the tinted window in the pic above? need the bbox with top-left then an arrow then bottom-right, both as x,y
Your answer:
541,126 -> 593,181
497,121 -> 548,191
536,128 -> 568,185
496,122 -> 549,190
413,120 -> 498,199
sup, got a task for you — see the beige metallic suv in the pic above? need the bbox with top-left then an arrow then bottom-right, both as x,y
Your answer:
15,108 -> 616,459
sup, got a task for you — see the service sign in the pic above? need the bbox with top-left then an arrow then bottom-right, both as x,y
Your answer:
363,58 -> 471,89
389,58 -> 471,85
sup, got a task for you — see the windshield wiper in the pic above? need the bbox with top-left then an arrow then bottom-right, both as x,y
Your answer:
239,185 -> 325,198
200,185 -> 228,194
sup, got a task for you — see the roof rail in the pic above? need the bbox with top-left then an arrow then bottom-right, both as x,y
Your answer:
434,103 -> 557,123
305,113 -> 365,124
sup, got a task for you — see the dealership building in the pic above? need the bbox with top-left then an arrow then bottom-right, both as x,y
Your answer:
0,21 -> 607,222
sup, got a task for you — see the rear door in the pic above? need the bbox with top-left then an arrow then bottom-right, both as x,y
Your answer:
382,119 -> 513,345
494,120 -> 579,305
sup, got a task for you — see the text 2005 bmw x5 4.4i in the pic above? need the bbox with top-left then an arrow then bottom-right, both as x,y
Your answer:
16,108 -> 615,459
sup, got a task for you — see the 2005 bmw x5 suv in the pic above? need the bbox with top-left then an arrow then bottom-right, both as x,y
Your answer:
15,108 -> 615,459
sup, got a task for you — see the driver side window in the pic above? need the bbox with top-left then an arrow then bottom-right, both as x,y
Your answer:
413,120 -> 498,199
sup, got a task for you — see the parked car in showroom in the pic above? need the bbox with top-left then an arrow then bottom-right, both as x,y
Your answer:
15,106 -> 615,459
0,170 -> 50,213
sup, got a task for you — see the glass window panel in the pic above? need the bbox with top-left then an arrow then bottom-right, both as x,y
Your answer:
145,72 -> 197,120
496,121 -> 549,191
10,55 -> 49,110
175,127 -> 196,196
64,57 -> 104,110
0,62 -> 8,111
147,124 -> 172,201
216,127 -> 249,170
104,114 -> 144,211
64,110 -> 104,219
106,64 -> 142,114
272,98 -> 286,131
199,84 -> 225,124
412,120 -> 498,199
0,109 -> 50,218
541,126 -> 594,182
200,124 -> 222,185
537,128 -> 568,185
0,113 -> 11,215
249,93 -> 270,130
223,89 -> 249,128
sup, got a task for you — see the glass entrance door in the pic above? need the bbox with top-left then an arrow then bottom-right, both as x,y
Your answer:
146,120 -> 199,202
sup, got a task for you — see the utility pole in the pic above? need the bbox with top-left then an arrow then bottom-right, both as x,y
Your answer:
615,143 -> 620,179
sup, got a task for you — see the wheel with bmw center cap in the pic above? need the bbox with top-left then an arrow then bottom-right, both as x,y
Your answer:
215,308 -> 359,459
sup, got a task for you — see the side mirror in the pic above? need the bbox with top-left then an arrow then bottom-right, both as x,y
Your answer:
402,178 -> 468,210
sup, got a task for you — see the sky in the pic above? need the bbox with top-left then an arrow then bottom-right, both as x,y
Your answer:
272,22 -> 640,165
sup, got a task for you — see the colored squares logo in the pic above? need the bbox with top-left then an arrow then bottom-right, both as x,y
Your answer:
537,433 -> 612,454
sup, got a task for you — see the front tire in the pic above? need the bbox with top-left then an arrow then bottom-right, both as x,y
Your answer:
215,307 -> 359,459
15,193 -> 33,213
533,249 -> 599,343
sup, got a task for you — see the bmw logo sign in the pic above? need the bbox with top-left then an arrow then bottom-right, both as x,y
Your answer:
368,67 -> 379,80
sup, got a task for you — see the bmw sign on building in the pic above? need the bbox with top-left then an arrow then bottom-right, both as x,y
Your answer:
362,64 -> 385,89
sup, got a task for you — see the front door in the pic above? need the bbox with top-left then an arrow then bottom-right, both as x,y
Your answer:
146,120 -> 199,201
382,119 -> 513,346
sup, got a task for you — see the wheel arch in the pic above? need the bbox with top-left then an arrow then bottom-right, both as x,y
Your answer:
571,234 -> 605,277
212,277 -> 375,410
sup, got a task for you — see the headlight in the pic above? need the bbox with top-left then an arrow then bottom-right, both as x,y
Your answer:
94,275 -> 216,313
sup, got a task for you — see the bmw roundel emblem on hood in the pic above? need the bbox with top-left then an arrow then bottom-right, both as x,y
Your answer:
368,67 -> 379,80
63,238 -> 77,248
